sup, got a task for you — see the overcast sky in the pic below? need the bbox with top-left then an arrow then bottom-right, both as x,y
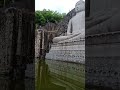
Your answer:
35,0 -> 85,13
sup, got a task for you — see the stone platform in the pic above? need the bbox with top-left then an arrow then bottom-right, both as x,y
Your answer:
46,38 -> 85,64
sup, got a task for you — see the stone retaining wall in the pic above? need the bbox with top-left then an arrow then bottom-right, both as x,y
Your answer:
86,32 -> 120,89
46,59 -> 85,90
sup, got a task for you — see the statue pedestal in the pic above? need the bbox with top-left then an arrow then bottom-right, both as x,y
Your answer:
46,37 -> 85,64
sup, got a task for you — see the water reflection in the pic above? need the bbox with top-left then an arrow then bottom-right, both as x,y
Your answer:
36,59 -> 86,90
36,60 -> 66,90
35,53 -> 120,90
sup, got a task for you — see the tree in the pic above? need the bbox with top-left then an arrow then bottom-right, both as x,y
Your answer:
35,9 -> 66,26
35,11 -> 46,26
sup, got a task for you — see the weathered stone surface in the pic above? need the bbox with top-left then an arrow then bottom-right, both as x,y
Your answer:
46,60 -> 85,89
46,40 -> 85,63
86,0 -> 120,35
56,9 -> 76,36
86,0 -> 120,89
0,7 -> 34,79
86,33 -> 120,89
0,77 -> 34,90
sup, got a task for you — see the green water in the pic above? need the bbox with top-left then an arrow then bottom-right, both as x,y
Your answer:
36,59 -> 85,90
36,60 -> 66,90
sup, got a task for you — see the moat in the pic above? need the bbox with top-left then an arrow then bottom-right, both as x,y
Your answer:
35,59 -> 85,90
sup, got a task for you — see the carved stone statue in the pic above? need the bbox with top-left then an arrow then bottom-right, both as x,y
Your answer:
53,0 -> 85,43
46,0 -> 85,63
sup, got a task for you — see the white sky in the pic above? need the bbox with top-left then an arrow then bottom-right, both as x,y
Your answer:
35,0 -> 85,13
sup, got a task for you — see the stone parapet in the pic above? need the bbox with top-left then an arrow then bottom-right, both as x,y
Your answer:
46,39 -> 85,63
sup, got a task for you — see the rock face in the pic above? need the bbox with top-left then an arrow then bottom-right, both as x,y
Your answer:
0,7 -> 34,78
56,9 -> 76,36
86,0 -> 120,89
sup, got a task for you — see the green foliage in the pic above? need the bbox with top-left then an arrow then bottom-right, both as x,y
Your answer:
35,9 -> 66,26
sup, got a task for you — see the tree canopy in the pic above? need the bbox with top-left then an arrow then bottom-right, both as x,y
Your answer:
35,9 -> 66,26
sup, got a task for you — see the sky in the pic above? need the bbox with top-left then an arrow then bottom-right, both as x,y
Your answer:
35,0 -> 85,13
